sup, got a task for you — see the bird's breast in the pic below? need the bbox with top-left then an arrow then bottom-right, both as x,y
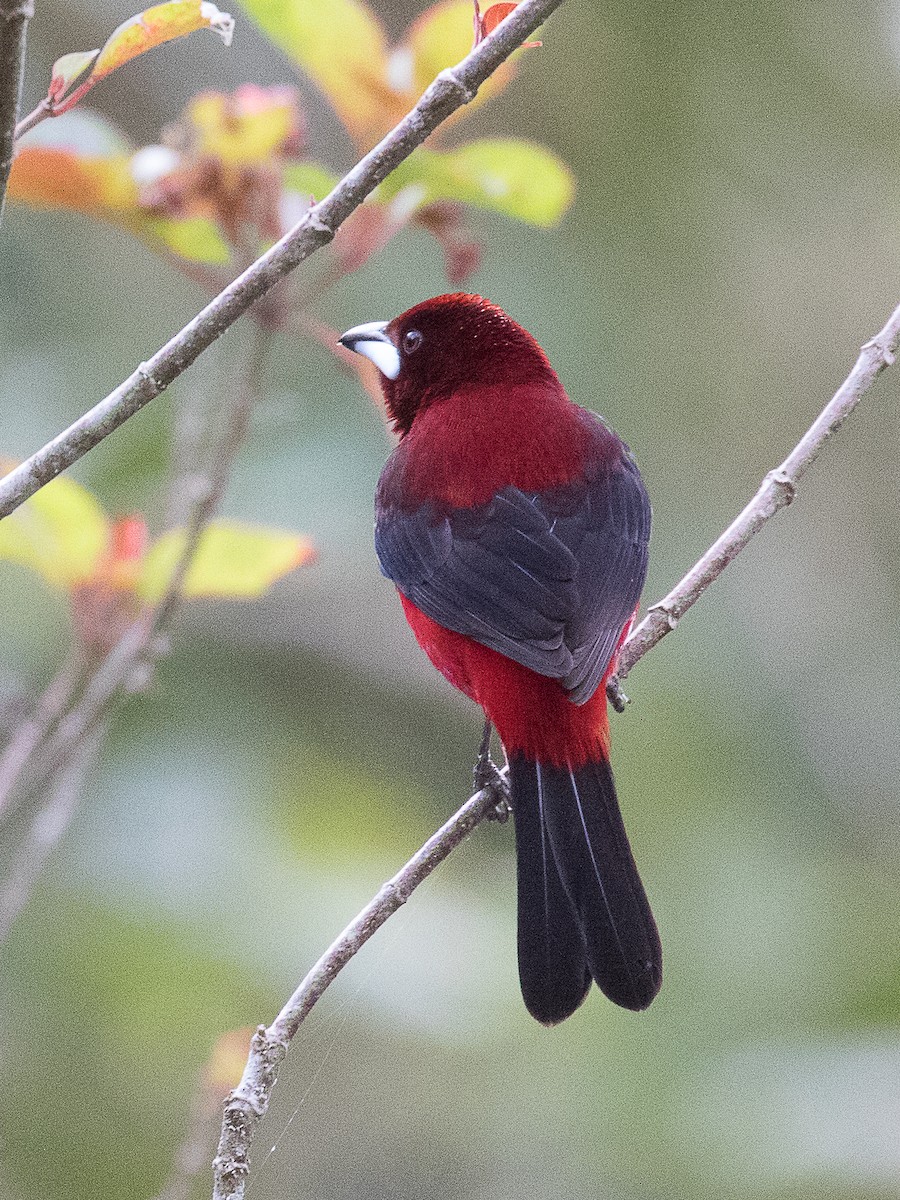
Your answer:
385,383 -> 615,512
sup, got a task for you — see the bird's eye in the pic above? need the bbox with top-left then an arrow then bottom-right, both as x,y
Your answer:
403,329 -> 423,354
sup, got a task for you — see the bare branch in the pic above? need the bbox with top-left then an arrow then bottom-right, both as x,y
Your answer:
0,651 -> 88,824
0,0 -> 33,226
152,323 -> 272,632
609,299 -> 900,691
0,721 -> 102,944
211,776 -> 505,1200
0,328 -> 274,831
211,295 -> 900,1199
0,0 -> 564,521
12,94 -> 48,140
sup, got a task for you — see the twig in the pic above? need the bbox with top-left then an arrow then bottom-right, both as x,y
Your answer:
0,0 -> 564,520
0,625 -> 151,835
211,779 -> 503,1200
152,323 -> 272,632
0,328 -> 274,822
211,296 -> 900,1199
12,93 -> 46,140
0,721 -> 103,944
0,650 -> 88,824
0,0 -> 33,226
608,300 -> 900,693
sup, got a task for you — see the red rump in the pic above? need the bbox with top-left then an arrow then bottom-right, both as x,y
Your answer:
400,594 -> 616,768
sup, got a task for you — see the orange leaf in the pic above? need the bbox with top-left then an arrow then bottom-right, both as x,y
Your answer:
7,145 -> 138,217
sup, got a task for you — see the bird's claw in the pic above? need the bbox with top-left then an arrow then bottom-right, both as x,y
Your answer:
606,674 -> 629,713
474,719 -> 511,822
479,762 -> 511,823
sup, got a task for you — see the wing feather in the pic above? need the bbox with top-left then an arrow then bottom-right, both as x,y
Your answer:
375,417 -> 650,703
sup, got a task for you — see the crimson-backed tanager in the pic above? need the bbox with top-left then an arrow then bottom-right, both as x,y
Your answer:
340,294 -> 661,1024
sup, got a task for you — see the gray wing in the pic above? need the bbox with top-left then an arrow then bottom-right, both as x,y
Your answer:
375,441 -> 650,705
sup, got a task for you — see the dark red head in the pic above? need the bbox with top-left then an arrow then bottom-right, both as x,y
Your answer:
340,294 -> 557,436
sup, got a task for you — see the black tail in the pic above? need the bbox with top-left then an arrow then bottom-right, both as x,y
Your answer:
509,753 -> 661,1024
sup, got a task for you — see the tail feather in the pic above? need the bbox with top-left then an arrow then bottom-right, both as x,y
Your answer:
512,760 -> 591,1024
510,753 -> 661,1019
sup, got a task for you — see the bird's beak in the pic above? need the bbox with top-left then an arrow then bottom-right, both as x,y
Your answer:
338,320 -> 401,381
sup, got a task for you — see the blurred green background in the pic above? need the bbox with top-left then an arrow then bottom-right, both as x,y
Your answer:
3,1 -> 900,1197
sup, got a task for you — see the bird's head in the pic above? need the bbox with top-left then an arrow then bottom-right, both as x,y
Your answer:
339,293 -> 555,436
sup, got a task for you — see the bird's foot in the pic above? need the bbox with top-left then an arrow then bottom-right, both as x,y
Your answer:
474,719 -> 511,823
606,673 -> 629,713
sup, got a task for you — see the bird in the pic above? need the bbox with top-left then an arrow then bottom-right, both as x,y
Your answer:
339,294 -> 660,1025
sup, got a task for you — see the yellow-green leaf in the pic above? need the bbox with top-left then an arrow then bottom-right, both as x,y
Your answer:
401,0 -> 515,115
137,521 -> 316,603
90,1 -> 234,86
235,0 -> 400,145
381,137 -> 575,227
46,2 -> 234,117
282,162 -> 340,201
186,85 -> 301,166
0,470 -> 109,589
146,215 -> 231,263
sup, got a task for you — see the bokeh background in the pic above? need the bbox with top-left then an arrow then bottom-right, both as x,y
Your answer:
3,1 -> 900,1197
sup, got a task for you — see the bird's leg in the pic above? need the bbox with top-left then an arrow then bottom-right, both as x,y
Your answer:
474,718 -> 511,822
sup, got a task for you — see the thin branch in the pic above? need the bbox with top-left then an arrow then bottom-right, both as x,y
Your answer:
0,0 -> 33,226
0,650 -> 88,824
152,323 -> 272,632
0,721 -> 103,944
211,296 -> 900,1200
4,623 -> 154,807
0,328 -> 274,826
609,302 -> 900,692
12,93 -> 47,140
211,778 -> 504,1200
0,0 -> 564,521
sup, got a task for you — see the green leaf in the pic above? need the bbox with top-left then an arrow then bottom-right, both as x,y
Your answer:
380,138 -> 575,227
235,0 -> 397,145
137,520 -> 316,602
0,471 -> 109,589
282,161 -> 340,201
146,215 -> 231,263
